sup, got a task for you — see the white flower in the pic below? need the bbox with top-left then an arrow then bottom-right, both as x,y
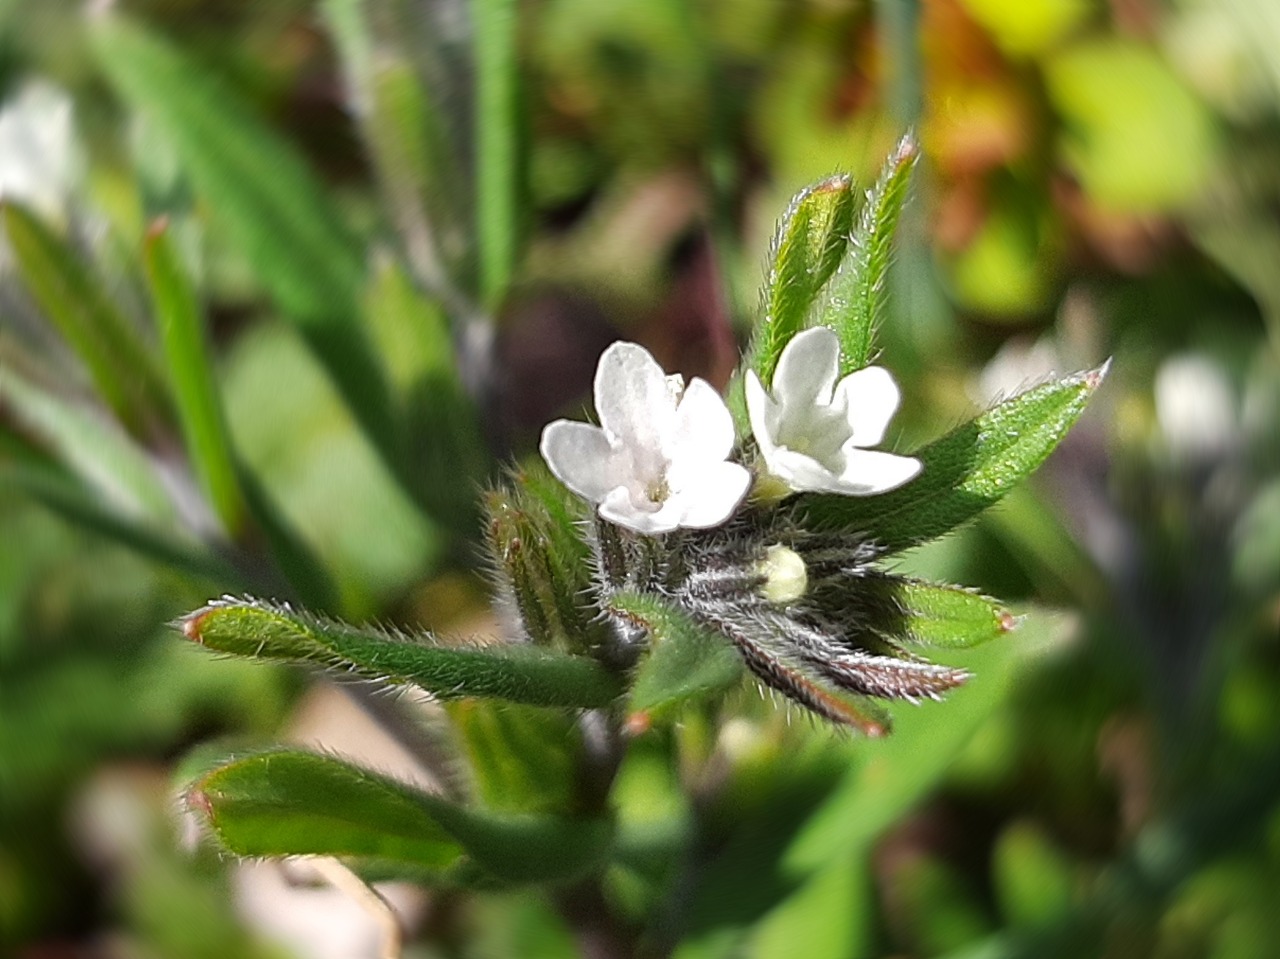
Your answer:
745,327 -> 921,496
540,342 -> 751,535
0,81 -> 80,223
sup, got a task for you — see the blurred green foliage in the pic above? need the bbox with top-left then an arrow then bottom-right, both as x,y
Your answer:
2,0 -> 1278,957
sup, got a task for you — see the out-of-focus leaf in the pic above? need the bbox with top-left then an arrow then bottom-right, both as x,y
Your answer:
894,856 -> 996,955
746,857 -> 872,959
893,582 -> 1016,649
2,203 -> 169,435
0,366 -> 175,523
447,701 -> 582,814
0,443 -> 237,585
90,16 -> 402,473
235,467 -> 339,612
798,364 -> 1108,552
190,749 -> 613,883
323,0 -> 472,295
993,821 -> 1075,928
748,175 -> 857,387
179,597 -> 624,708
783,613 -> 1057,877
608,592 -> 742,723
810,133 -> 918,374
959,0 -> 1090,57
1045,39 -> 1216,212
366,256 -> 485,530
474,0 -> 523,306
143,220 -> 245,535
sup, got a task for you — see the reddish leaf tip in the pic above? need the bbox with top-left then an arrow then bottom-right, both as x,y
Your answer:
998,610 -> 1018,633
1084,358 -> 1113,390
178,607 -> 212,644
624,711 -> 652,737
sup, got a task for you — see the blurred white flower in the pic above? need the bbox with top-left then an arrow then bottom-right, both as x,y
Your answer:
0,81 -> 80,222
746,327 -> 920,496
1155,353 -> 1237,461
540,342 -> 750,535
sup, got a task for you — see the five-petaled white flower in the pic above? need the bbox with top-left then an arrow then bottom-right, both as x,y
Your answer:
540,342 -> 751,535
746,327 -> 921,496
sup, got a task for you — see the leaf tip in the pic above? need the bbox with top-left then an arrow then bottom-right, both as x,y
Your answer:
145,216 -> 170,243
998,609 -> 1019,633
175,606 -> 213,644
891,130 -> 920,167
624,711 -> 652,738
1084,357 -> 1113,391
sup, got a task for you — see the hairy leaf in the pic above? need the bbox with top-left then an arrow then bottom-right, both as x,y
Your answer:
609,591 -> 743,723
812,134 -> 918,374
179,597 -> 624,708
797,364 -> 1107,552
189,749 -> 613,883
749,175 -> 857,387
891,582 -> 1017,649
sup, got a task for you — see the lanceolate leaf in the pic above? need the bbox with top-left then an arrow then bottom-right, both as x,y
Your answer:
812,134 -> 919,375
892,582 -> 1017,649
189,749 -> 613,883
90,16 -> 402,474
749,176 -> 857,388
797,364 -> 1108,552
609,592 -> 742,722
179,597 -> 624,709
143,220 -> 246,534
0,441 -> 239,585
2,203 -> 169,436
0,366 -> 176,523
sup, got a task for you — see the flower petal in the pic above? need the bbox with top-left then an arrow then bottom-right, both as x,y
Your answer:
539,420 -> 624,503
599,486 -> 679,535
669,461 -> 752,528
834,448 -> 921,494
772,327 -> 840,410
764,447 -> 850,494
745,370 -> 781,458
670,377 -> 736,463
594,342 -> 673,450
834,365 -> 902,448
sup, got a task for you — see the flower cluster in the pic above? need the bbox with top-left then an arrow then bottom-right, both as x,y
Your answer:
540,329 -> 920,536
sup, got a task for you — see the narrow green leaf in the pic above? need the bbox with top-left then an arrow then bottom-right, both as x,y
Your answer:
190,749 -> 614,884
189,748 -> 464,870
813,133 -> 919,374
749,175 -> 858,387
179,597 -> 625,709
0,365 -> 175,523
797,364 -> 1108,552
609,592 -> 743,722
893,582 -> 1016,649
366,257 -> 486,530
2,203 -> 169,435
447,701 -> 582,814
473,0 -> 522,306
90,16 -> 403,472
0,435 -> 239,584
143,220 -> 245,534
322,0 -> 473,296
992,822 -> 1076,929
